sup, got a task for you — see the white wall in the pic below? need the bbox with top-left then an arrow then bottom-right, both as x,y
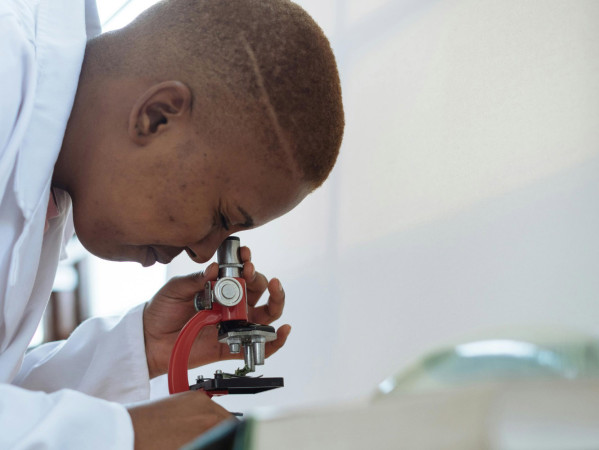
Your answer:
99,0 -> 599,414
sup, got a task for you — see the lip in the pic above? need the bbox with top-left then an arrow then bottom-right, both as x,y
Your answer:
142,247 -> 158,267
149,246 -> 178,265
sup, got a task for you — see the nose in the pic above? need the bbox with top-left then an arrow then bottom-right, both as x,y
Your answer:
185,232 -> 230,263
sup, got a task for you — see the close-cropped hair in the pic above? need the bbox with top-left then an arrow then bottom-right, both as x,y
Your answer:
90,0 -> 344,188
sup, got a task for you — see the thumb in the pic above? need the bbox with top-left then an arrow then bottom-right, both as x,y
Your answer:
159,263 -> 219,300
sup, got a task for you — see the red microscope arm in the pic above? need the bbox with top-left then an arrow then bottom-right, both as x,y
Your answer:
167,292 -> 249,395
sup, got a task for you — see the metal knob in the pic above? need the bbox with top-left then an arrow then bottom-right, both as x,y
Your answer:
213,278 -> 243,306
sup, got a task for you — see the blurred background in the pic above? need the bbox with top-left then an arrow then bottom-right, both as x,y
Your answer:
39,0 -> 599,414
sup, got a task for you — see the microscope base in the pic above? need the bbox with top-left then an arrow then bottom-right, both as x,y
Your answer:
190,374 -> 284,395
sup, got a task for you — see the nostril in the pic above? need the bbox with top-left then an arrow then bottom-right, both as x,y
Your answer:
185,247 -> 197,258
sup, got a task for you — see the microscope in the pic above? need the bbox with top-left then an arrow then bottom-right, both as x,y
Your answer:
168,236 -> 284,397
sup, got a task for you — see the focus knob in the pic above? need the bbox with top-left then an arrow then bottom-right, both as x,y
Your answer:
213,277 -> 243,306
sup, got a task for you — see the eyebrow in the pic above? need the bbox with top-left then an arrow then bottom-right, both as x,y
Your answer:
237,206 -> 254,228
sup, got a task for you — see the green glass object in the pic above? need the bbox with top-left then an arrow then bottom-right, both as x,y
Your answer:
377,333 -> 599,398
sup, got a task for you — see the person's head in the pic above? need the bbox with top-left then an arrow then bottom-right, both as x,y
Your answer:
55,0 -> 344,265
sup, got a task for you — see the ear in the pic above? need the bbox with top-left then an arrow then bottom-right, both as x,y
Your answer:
128,81 -> 192,144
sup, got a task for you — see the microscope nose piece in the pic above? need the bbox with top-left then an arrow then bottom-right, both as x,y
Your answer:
218,322 -> 277,372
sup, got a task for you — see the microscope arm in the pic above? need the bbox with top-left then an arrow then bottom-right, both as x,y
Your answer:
168,310 -> 222,394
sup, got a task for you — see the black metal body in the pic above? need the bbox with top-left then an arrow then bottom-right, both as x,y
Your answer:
190,373 -> 284,395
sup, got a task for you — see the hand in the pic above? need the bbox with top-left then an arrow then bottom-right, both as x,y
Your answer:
127,391 -> 233,450
143,246 -> 292,378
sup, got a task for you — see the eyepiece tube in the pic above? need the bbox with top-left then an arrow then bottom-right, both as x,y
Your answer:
217,236 -> 243,278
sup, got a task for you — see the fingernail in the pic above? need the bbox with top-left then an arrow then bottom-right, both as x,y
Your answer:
278,279 -> 284,292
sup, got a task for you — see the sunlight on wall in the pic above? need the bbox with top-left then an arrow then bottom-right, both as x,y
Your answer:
99,0 -> 161,32
337,0 -> 599,249
346,0 -> 391,25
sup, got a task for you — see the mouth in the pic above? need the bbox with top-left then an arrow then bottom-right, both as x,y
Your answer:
142,246 -> 179,266
142,247 -> 158,267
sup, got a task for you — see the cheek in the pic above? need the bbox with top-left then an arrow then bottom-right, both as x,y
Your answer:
159,199 -> 215,240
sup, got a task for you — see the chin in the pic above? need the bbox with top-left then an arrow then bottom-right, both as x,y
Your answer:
75,235 -> 131,263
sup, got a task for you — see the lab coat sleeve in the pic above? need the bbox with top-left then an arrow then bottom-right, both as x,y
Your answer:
0,384 -> 134,450
14,303 -> 151,403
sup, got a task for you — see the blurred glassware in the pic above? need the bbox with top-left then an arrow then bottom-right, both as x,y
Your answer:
377,331 -> 599,398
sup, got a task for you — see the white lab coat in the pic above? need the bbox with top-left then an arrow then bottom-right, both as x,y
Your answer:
0,0 -> 150,448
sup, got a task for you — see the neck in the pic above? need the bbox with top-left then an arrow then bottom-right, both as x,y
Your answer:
53,69 -> 92,196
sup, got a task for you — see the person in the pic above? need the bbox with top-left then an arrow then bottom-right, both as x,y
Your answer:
0,0 -> 344,448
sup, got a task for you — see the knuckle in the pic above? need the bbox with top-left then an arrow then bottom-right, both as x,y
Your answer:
166,275 -> 182,285
190,271 -> 206,282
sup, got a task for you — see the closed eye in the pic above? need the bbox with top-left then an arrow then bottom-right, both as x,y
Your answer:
219,212 -> 230,230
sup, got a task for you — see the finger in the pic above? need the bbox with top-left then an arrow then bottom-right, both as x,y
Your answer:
265,324 -> 292,358
248,278 -> 285,323
245,268 -> 269,308
239,246 -> 251,263
242,261 -> 257,283
159,262 -> 219,300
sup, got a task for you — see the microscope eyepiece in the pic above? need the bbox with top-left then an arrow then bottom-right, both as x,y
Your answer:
217,236 -> 243,278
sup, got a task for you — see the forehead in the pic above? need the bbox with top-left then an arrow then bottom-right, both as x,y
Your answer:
180,113 -> 309,223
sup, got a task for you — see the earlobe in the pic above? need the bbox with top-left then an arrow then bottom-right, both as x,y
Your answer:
128,81 -> 192,144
